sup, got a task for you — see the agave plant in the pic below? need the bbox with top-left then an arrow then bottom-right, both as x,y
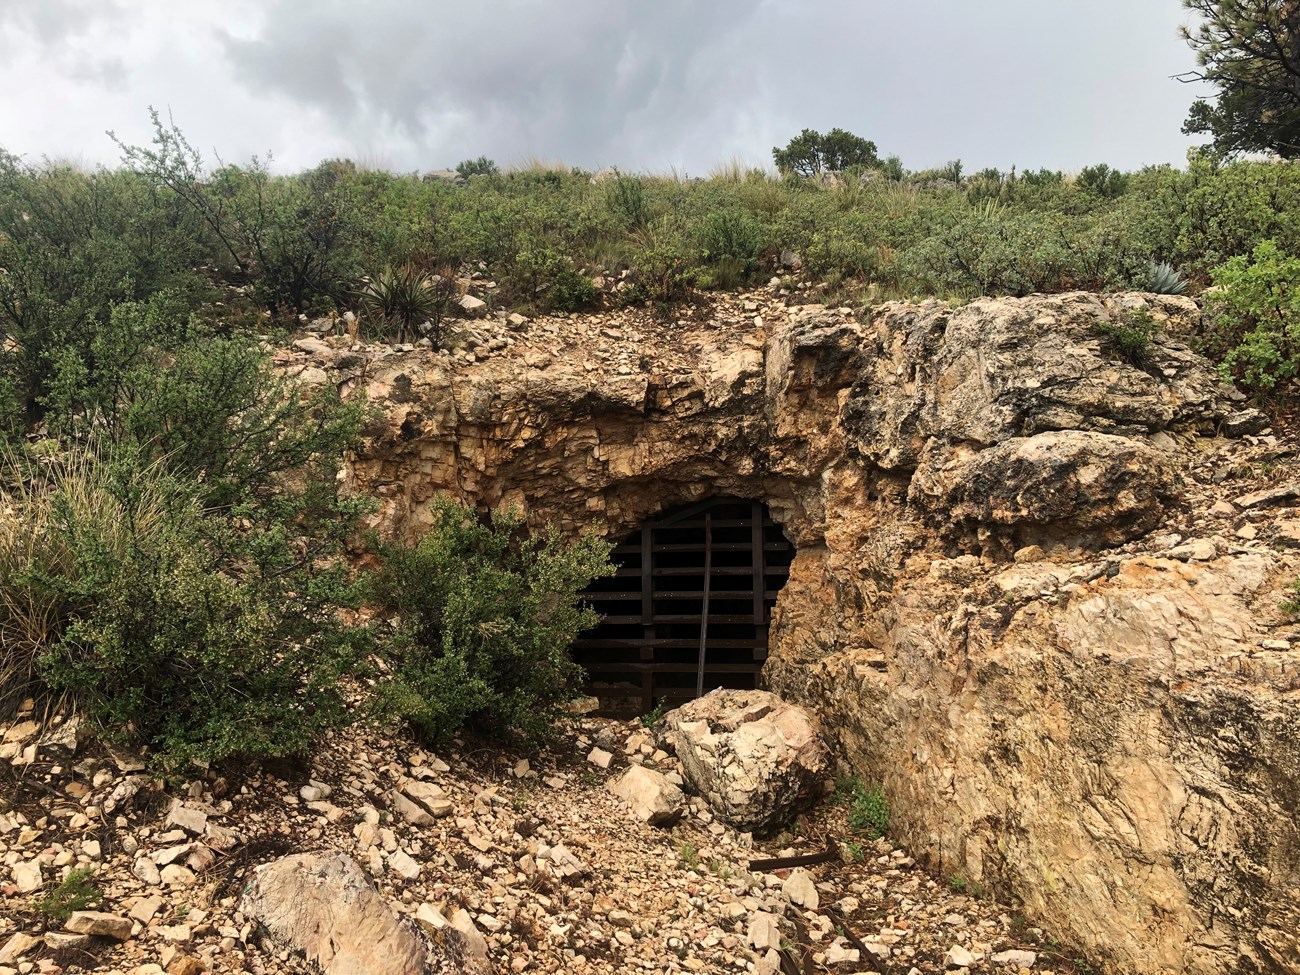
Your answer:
356,265 -> 457,344
1143,260 -> 1188,296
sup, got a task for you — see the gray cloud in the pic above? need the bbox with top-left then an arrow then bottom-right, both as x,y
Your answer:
220,0 -> 769,170
0,0 -> 1208,175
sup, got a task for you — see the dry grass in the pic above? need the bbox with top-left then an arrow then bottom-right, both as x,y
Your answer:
0,447 -> 174,714
1,453 -> 69,711
506,156 -> 572,174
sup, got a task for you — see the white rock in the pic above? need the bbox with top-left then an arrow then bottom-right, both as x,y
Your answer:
748,912 -> 782,951
389,790 -> 434,827
825,939 -> 860,964
945,944 -> 978,968
11,860 -> 41,893
240,853 -> 428,975
666,689 -> 830,834
450,908 -> 490,964
160,864 -> 195,887
414,903 -> 449,933
587,747 -> 613,769
133,856 -> 162,885
130,894 -> 165,924
458,294 -> 487,316
65,911 -> 133,940
388,850 -> 421,880
608,765 -> 684,826
992,948 -> 1038,967
401,781 -> 453,818
782,868 -> 820,909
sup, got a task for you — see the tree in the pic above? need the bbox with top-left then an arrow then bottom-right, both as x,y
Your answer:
773,128 -> 881,177
455,156 -> 498,180
1179,1 -> 1300,158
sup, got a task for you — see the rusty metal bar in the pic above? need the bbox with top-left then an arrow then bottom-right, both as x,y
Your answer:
747,842 -> 838,873
695,513 -> 712,699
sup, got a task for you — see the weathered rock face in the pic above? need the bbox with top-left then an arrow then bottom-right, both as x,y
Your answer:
241,852 -> 455,975
286,290 -> 1300,975
666,689 -> 830,834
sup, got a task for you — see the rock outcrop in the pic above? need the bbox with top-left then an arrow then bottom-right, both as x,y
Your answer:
279,288 -> 1300,975
666,689 -> 830,834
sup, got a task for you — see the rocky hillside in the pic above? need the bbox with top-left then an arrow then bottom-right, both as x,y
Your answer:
4,285 -> 1297,975
270,286 -> 1300,975
3,695 -> 1082,975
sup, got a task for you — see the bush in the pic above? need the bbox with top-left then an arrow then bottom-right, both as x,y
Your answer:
510,245 -> 598,312
1097,308 -> 1160,368
1077,163 -> 1130,199
374,500 -> 614,746
13,448 -> 367,768
1205,239 -> 1300,389
455,156 -> 498,180
605,171 -> 650,229
837,776 -> 890,839
41,322 -> 365,513
32,867 -> 101,922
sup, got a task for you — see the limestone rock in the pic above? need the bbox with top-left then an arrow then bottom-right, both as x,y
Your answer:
330,290 -> 1294,973
607,765 -> 684,826
239,852 -> 429,975
747,913 -> 782,952
666,689 -> 829,834
782,868 -> 819,909
991,948 -> 1038,967
0,933 -> 39,965
402,780 -> 453,818
910,430 -> 1177,548
10,859 -> 41,893
945,944 -> 977,968
65,911 -> 133,940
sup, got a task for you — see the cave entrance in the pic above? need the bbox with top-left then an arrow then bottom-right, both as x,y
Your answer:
573,497 -> 794,716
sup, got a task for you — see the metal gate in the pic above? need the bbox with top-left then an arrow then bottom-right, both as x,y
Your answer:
573,498 -> 793,715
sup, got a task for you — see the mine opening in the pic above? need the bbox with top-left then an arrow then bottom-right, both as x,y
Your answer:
573,497 -> 794,716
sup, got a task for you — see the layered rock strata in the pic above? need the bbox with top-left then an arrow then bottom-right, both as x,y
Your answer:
284,290 -> 1300,975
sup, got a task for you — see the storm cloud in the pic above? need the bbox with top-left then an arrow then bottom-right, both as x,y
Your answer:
1,0 -> 1208,175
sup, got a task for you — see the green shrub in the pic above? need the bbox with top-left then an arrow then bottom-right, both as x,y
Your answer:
32,867 -> 101,922
1206,239 -> 1300,389
510,245 -> 598,312
19,448 -> 366,767
629,219 -> 697,304
837,776 -> 890,839
455,156 -> 498,180
1097,308 -> 1160,368
373,500 -> 614,746
1077,163 -> 1130,199
605,171 -> 650,229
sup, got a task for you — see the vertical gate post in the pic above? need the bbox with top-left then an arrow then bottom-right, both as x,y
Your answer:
695,513 -> 712,699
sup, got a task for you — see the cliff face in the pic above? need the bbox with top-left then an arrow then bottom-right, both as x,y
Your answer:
285,290 -> 1300,975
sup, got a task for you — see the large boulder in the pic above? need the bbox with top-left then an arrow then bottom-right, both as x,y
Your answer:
666,689 -> 830,834
241,852 -> 464,975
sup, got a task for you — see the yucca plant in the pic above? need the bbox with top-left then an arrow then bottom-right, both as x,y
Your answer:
1143,260 -> 1189,296
357,265 -> 457,345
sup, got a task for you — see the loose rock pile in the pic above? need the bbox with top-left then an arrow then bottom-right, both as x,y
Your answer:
1,699 -> 1086,975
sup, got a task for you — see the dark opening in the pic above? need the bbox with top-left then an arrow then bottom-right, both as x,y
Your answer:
573,497 -> 794,716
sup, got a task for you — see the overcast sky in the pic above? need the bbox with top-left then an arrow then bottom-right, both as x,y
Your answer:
0,0 -> 1209,176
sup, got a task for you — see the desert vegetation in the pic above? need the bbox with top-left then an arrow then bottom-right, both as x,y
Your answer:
4,112 -> 1300,765
2,0 -> 1300,766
